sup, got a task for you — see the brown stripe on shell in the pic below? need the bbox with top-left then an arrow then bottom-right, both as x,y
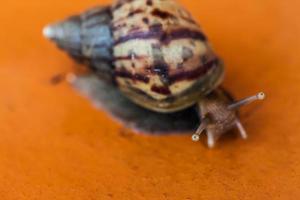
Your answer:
114,55 -> 146,61
114,27 -> 160,45
113,10 -> 145,25
165,28 -> 207,43
151,85 -> 171,95
114,70 -> 150,83
146,0 -> 153,6
114,27 -> 207,45
150,8 -> 197,25
114,59 -> 219,84
128,9 -> 144,17
169,59 -> 219,84
151,8 -> 176,19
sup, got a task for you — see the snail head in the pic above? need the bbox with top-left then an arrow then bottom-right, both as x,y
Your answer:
192,90 -> 265,148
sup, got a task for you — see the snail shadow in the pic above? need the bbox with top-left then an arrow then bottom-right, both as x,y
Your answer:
71,74 -> 199,135
70,74 -> 244,147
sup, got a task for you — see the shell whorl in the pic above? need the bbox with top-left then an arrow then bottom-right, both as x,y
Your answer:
112,0 -> 224,112
43,6 -> 114,81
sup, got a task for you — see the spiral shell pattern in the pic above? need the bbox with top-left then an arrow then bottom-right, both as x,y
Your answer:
112,0 -> 223,112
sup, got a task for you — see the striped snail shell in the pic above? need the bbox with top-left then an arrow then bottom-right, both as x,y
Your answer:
43,0 -> 265,147
112,0 -> 224,112
43,0 -> 224,112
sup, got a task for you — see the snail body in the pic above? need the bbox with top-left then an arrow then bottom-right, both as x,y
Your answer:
44,0 -> 265,148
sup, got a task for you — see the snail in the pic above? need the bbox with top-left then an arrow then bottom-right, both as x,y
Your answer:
43,0 -> 265,148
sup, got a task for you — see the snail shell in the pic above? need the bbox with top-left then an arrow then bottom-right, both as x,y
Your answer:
112,0 -> 224,112
44,0 -> 224,113
44,6 -> 114,81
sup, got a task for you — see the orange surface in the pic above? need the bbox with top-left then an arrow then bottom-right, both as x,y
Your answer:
1,0 -> 300,199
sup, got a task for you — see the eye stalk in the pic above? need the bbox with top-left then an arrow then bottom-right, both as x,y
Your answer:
192,118 -> 210,142
192,91 -> 266,147
228,92 -> 265,110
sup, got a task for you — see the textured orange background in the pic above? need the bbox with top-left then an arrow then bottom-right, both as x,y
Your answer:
1,0 -> 300,199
